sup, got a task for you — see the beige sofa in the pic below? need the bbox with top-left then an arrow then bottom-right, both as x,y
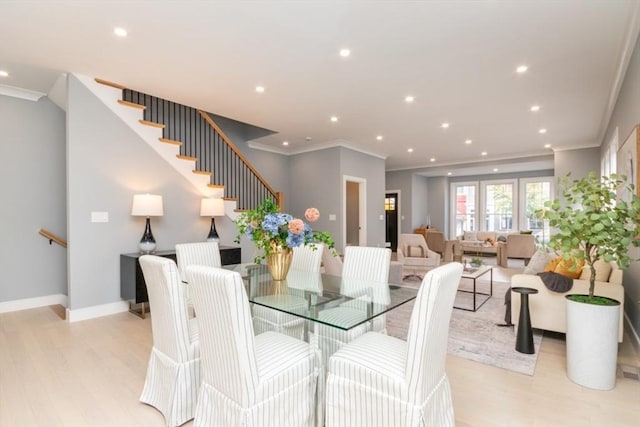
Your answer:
457,231 -> 503,255
510,262 -> 624,342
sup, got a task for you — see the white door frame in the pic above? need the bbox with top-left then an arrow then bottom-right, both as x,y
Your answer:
343,175 -> 367,249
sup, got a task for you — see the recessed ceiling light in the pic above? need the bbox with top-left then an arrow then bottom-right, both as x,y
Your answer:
114,27 -> 127,37
282,141 -> 289,146
339,48 -> 351,58
407,148 -> 414,153
330,116 -> 339,122
493,168 -> 499,172
447,172 -> 452,176
376,135 -> 383,141
255,86 -> 265,93
430,158 -> 436,162
544,144 -> 551,148
405,95 -> 415,103
530,105 -> 540,112
539,128 -> 547,134
481,151 -> 488,156
441,123 -> 450,129
516,65 -> 528,73
0,70 -> 8,77
465,139 -> 472,145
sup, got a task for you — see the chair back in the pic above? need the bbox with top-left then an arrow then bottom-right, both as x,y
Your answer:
405,262 -> 463,403
139,255 -> 194,362
342,246 -> 391,283
291,243 -> 324,272
187,266 -> 259,406
175,242 -> 222,281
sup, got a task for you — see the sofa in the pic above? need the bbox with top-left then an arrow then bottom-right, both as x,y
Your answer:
510,261 -> 624,342
457,231 -> 504,255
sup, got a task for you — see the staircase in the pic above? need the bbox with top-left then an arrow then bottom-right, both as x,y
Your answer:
77,75 -> 282,219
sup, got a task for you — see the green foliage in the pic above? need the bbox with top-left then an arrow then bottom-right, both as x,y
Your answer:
536,172 -> 640,300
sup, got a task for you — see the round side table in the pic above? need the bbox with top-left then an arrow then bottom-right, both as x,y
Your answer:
512,287 -> 538,354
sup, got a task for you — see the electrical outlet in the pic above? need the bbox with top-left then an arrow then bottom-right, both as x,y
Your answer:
91,211 -> 109,223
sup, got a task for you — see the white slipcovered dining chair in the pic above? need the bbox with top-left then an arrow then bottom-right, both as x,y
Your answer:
325,262 -> 463,427
316,246 -> 391,364
187,265 -> 321,427
138,255 -> 200,427
252,244 -> 324,339
175,241 -> 222,316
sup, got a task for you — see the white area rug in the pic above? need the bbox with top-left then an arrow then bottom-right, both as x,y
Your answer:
387,265 -> 543,376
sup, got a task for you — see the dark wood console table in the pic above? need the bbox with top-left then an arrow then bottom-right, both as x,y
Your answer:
120,245 -> 241,318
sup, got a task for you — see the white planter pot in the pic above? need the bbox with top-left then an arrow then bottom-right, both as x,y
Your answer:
565,295 -> 620,390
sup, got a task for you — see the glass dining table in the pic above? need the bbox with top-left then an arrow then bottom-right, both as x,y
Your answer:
224,263 -> 419,339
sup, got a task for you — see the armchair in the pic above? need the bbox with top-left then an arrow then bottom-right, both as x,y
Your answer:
397,233 -> 441,279
498,234 -> 536,267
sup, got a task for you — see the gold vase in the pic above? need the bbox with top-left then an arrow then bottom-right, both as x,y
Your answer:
266,246 -> 293,281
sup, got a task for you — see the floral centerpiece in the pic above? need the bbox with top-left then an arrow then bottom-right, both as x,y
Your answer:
235,198 -> 336,278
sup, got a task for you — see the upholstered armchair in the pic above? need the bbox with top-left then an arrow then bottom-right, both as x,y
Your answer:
397,233 -> 441,278
498,234 -> 536,267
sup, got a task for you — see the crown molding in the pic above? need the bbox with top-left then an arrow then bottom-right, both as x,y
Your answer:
248,138 -> 387,160
0,84 -> 46,102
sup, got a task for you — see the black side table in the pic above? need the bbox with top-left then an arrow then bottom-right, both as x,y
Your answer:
512,287 -> 538,354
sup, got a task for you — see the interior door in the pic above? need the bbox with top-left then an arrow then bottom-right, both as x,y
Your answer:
385,193 -> 398,251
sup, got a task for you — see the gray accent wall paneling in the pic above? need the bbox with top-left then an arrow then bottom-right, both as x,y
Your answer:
0,95 -> 66,302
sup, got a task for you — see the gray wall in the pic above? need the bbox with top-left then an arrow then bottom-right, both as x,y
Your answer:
601,32 -> 640,338
0,95 -> 67,302
427,177 -> 448,237
412,174 -> 429,231
554,147 -> 600,180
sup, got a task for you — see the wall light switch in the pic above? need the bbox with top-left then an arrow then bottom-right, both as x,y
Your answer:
379,214 -> 384,220
329,214 -> 336,221
91,211 -> 109,223
401,216 -> 405,220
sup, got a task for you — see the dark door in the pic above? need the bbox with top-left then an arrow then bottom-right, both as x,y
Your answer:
385,193 -> 398,251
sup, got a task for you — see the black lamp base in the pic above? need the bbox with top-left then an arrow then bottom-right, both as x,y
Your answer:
207,217 -> 220,242
139,217 -> 157,254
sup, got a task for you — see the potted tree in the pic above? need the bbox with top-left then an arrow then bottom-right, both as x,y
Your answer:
538,172 -> 640,389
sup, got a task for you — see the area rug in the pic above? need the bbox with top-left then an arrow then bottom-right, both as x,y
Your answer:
387,267 -> 543,376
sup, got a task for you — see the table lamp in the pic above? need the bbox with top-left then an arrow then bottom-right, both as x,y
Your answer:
131,194 -> 164,253
200,198 -> 225,241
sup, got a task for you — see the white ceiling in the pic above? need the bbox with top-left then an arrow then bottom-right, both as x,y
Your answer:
1,1 -> 639,175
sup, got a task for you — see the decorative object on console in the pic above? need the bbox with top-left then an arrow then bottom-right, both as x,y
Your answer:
131,194 -> 163,254
537,172 -> 640,390
200,198 -> 225,242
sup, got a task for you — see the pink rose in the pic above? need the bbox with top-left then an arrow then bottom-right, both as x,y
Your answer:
288,218 -> 305,234
305,207 -> 320,222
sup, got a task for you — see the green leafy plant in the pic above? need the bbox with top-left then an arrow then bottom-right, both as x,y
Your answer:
470,256 -> 484,267
235,197 -> 336,263
536,172 -> 640,303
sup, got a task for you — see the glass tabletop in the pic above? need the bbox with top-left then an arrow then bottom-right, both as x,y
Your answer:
224,264 -> 419,331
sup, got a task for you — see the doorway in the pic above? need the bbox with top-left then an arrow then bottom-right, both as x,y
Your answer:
343,176 -> 366,248
385,192 -> 399,251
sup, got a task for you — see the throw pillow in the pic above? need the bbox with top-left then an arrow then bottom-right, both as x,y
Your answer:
407,245 -> 425,257
554,257 -> 585,279
579,259 -> 613,282
497,235 -> 507,243
523,250 -> 556,275
544,256 -> 561,272
463,231 -> 477,241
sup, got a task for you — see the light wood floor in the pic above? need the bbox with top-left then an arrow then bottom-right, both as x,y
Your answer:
1,304 -> 638,426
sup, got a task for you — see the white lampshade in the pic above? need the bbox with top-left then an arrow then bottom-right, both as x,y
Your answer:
131,194 -> 164,217
200,198 -> 225,217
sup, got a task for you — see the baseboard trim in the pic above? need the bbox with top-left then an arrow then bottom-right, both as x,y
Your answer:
624,312 -> 640,354
0,294 -> 68,314
66,301 -> 129,323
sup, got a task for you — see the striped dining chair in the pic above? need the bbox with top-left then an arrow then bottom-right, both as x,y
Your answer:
138,255 -> 201,427
175,241 -> 222,316
252,244 -> 324,339
315,246 -> 391,363
187,266 -> 321,427
325,262 -> 464,427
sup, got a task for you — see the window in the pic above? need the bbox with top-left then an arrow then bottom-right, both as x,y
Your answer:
482,180 -> 516,232
519,177 -> 554,244
450,182 -> 478,237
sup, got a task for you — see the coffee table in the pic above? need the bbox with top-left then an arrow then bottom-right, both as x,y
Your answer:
454,265 -> 493,312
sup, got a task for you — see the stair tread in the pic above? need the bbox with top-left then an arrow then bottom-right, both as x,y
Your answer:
118,99 -> 146,110
139,119 -> 165,129
193,170 -> 212,176
207,184 -> 225,189
95,78 -> 126,89
176,154 -> 197,162
158,137 -> 182,146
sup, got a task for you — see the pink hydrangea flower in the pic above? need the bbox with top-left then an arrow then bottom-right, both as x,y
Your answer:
305,207 -> 320,222
288,218 -> 305,234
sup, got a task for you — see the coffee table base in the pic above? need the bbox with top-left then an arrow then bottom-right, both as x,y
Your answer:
454,267 -> 493,312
